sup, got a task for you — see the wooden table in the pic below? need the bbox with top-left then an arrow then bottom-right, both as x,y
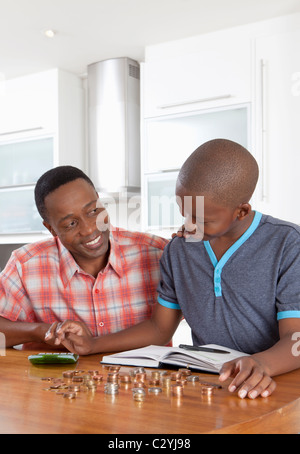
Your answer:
1,347 -> 300,434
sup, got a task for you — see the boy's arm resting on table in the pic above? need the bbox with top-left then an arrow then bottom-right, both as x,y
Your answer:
46,303 -> 183,356
0,315 -> 51,347
219,318 -> 300,399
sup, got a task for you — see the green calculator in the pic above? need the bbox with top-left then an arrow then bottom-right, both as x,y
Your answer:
28,352 -> 79,364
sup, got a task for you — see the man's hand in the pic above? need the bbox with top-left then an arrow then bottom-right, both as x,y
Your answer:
219,355 -> 277,399
44,320 -> 95,355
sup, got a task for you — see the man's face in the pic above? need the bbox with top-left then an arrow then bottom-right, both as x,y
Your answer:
176,184 -> 239,242
43,178 -> 110,263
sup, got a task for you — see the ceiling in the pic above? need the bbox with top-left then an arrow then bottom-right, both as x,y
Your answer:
1,0 -> 300,80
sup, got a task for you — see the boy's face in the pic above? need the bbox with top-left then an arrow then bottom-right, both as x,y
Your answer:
43,178 -> 110,264
176,184 -> 241,242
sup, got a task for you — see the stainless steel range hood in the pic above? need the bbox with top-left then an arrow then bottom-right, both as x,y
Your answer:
87,57 -> 141,197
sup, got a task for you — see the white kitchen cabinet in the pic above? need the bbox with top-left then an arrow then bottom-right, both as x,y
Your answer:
143,105 -> 249,173
0,69 -> 85,241
0,70 -> 57,135
254,30 -> 300,225
142,31 -> 252,118
141,104 -> 250,236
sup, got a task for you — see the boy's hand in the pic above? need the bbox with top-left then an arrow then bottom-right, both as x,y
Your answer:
44,320 -> 95,355
219,356 -> 277,399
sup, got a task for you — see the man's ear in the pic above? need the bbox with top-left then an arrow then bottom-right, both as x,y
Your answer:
236,203 -> 252,220
43,221 -> 57,237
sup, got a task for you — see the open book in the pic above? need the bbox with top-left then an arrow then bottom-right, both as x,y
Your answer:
101,344 -> 248,374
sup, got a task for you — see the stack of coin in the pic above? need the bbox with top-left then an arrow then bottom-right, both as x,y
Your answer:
151,371 -> 160,380
161,376 -> 171,388
85,379 -> 97,391
72,376 -> 84,383
104,383 -> 119,395
132,380 -> 146,388
171,372 -> 182,381
109,366 -> 121,373
171,384 -> 184,397
92,374 -> 104,383
178,368 -> 192,377
132,388 -> 146,401
119,373 -> 131,384
187,375 -> 200,382
132,367 -> 145,375
68,384 -> 81,392
135,372 -> 147,382
176,378 -> 187,387
63,392 -> 76,399
148,387 -> 162,395
201,386 -> 214,396
62,370 -> 75,380
107,372 -> 119,384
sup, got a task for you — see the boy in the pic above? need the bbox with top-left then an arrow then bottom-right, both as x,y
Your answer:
49,139 -> 300,399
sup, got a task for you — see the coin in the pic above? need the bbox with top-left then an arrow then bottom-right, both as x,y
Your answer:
178,368 -> 192,376
119,373 -> 131,383
149,379 -> 160,386
133,367 -> 145,375
151,371 -> 160,380
148,387 -> 162,394
171,372 -> 182,381
107,372 -> 119,383
161,377 -> 171,388
171,384 -> 183,396
135,372 -> 147,382
63,392 -> 76,399
104,383 -> 119,394
63,371 -> 75,379
72,376 -> 84,383
88,370 -> 100,375
68,384 -> 81,392
92,374 -> 104,382
132,387 -> 146,401
109,366 -> 121,372
201,386 -> 214,396
187,375 -> 200,382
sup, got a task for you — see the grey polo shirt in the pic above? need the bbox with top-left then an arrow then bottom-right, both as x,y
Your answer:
157,212 -> 300,354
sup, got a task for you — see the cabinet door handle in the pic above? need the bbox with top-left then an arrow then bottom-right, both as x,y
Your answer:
260,59 -> 267,201
157,94 -> 232,109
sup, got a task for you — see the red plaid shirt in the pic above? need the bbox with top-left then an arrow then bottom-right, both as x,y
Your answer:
0,229 -> 168,336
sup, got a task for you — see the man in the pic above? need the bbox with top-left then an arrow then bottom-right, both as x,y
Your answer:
0,166 -> 167,348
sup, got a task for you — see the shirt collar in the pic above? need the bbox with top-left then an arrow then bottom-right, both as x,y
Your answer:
106,228 -> 124,278
57,229 -> 124,287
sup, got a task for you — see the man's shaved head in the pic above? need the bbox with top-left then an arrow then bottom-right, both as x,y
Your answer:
177,139 -> 259,208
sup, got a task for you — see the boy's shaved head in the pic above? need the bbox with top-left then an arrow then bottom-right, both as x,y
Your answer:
177,139 -> 259,208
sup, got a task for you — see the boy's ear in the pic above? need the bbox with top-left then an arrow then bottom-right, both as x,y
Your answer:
43,221 -> 57,237
237,203 -> 251,220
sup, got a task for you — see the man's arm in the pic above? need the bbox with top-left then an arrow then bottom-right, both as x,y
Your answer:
46,303 -> 183,355
0,316 -> 51,348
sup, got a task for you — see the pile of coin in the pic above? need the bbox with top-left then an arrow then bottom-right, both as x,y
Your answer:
41,365 -> 222,403
42,369 -> 102,399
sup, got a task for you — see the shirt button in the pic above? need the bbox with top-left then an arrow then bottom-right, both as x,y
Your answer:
95,289 -> 100,294
99,322 -> 104,327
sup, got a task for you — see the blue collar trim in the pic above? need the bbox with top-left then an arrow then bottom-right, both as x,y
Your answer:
204,211 -> 262,297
